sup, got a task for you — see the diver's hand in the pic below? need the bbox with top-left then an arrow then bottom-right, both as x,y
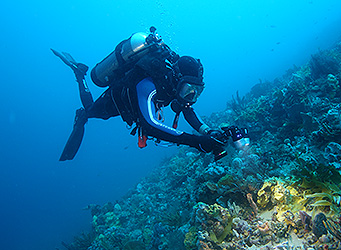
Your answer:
207,129 -> 226,143
198,135 -> 225,153
179,133 -> 224,153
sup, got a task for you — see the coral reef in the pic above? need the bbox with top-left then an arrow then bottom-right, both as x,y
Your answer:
62,42 -> 341,250
62,232 -> 95,250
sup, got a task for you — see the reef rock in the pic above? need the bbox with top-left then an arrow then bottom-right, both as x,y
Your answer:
312,212 -> 327,238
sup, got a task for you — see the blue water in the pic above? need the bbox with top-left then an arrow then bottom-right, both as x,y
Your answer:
1,0 -> 341,249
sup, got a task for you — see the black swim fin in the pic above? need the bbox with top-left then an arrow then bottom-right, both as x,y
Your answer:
59,108 -> 88,161
51,48 -> 77,67
51,48 -> 88,80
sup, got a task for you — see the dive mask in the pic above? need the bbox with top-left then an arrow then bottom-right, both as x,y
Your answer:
177,76 -> 205,104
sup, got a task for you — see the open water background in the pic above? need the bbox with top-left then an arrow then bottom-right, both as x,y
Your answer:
1,1 -> 341,249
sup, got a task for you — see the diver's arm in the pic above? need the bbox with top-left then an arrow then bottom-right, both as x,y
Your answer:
136,78 -> 223,153
182,106 -> 210,135
136,78 -> 184,137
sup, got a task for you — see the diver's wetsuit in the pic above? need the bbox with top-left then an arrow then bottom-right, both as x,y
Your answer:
76,76 -> 210,149
59,50 -> 219,161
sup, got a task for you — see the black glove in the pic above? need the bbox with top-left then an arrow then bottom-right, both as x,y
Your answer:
207,129 -> 226,143
198,135 -> 225,153
179,133 -> 225,153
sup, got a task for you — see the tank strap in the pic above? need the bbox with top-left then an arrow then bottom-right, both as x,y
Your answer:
115,40 -> 126,65
135,51 -> 176,105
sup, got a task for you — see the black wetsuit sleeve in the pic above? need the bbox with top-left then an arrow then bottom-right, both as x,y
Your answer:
182,106 -> 204,132
182,106 -> 210,134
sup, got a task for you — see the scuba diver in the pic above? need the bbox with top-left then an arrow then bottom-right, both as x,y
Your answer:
52,27 -> 249,161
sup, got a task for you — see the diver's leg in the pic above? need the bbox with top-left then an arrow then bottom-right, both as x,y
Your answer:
74,63 -> 94,110
59,89 -> 119,161
86,89 -> 120,119
50,49 -> 94,109
51,49 -> 96,160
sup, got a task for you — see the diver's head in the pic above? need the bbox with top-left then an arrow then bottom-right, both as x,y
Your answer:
174,56 -> 205,105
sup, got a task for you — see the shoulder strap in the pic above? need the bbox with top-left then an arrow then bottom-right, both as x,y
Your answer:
135,49 -> 177,106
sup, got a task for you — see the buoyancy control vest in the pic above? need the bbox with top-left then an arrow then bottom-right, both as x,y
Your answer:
90,27 -> 180,126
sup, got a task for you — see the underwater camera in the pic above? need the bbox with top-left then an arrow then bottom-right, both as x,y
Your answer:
223,126 -> 250,149
214,126 -> 250,161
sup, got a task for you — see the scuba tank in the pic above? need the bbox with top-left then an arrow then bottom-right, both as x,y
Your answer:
91,27 -> 163,87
